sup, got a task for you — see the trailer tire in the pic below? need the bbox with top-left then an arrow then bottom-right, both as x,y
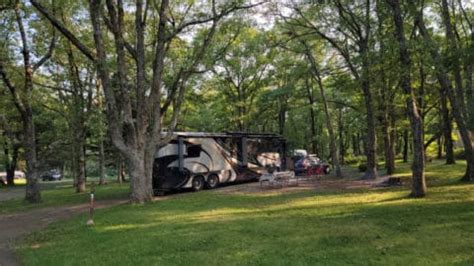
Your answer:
206,174 -> 219,189
192,175 -> 205,191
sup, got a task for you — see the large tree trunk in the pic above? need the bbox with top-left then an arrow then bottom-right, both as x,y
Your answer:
72,128 -> 86,193
24,114 -> 41,202
388,0 -> 426,197
360,43 -> 378,179
127,154 -> 151,202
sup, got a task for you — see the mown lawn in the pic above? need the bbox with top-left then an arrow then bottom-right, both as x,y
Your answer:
0,181 -> 129,214
15,161 -> 474,265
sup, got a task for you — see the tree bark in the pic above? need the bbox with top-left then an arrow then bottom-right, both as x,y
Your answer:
387,0 -> 426,197
378,66 -> 395,175
403,129 -> 409,163
23,114 -> 41,202
360,42 -> 378,179
440,87 -> 455,164
338,108 -> 345,166
99,140 -> 106,185
3,138 -> 19,186
437,136 -> 443,159
73,130 -> 86,193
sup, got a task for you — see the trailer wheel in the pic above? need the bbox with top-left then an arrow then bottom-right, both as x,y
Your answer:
192,175 -> 205,191
206,174 -> 219,189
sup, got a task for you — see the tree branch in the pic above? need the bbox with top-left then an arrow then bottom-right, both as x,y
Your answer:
0,62 -> 27,117
32,29 -> 57,73
30,0 -> 96,62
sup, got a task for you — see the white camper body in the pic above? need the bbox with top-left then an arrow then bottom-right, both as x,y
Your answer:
152,132 -> 286,193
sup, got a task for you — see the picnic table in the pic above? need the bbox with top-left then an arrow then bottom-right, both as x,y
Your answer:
259,171 -> 297,188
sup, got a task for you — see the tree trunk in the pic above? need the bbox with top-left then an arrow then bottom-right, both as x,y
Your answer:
440,87 -> 455,164
4,140 -> 19,187
388,0 -> 426,197
73,129 -> 86,193
99,140 -> 106,185
306,78 -> 318,155
379,72 -> 395,175
278,97 -> 287,135
338,109 -> 345,166
360,44 -> 377,179
437,136 -> 443,159
383,124 -> 395,175
24,114 -> 41,202
403,129 -> 409,163
126,145 -> 155,202
388,107 -> 397,174
352,135 -> 358,156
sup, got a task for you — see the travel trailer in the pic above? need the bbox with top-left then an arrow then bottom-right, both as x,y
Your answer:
152,132 -> 286,194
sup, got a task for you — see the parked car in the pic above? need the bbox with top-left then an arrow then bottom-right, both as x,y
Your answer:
294,155 -> 331,176
0,171 -> 26,185
41,169 -> 62,181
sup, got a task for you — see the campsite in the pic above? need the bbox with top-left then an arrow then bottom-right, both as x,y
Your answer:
1,0 -> 473,265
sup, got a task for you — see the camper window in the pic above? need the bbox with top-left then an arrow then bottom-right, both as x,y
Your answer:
187,145 -> 201,158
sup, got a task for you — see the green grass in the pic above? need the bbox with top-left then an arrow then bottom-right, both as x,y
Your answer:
14,161 -> 474,265
0,181 -> 129,214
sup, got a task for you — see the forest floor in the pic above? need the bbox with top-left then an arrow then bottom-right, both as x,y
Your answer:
3,160 -> 471,265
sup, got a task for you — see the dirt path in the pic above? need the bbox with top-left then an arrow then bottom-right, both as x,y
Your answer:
0,188 -> 24,203
0,199 -> 127,266
216,175 -> 396,195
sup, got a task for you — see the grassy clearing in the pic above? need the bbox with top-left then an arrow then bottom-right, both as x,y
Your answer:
0,182 -> 129,214
15,161 -> 474,265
